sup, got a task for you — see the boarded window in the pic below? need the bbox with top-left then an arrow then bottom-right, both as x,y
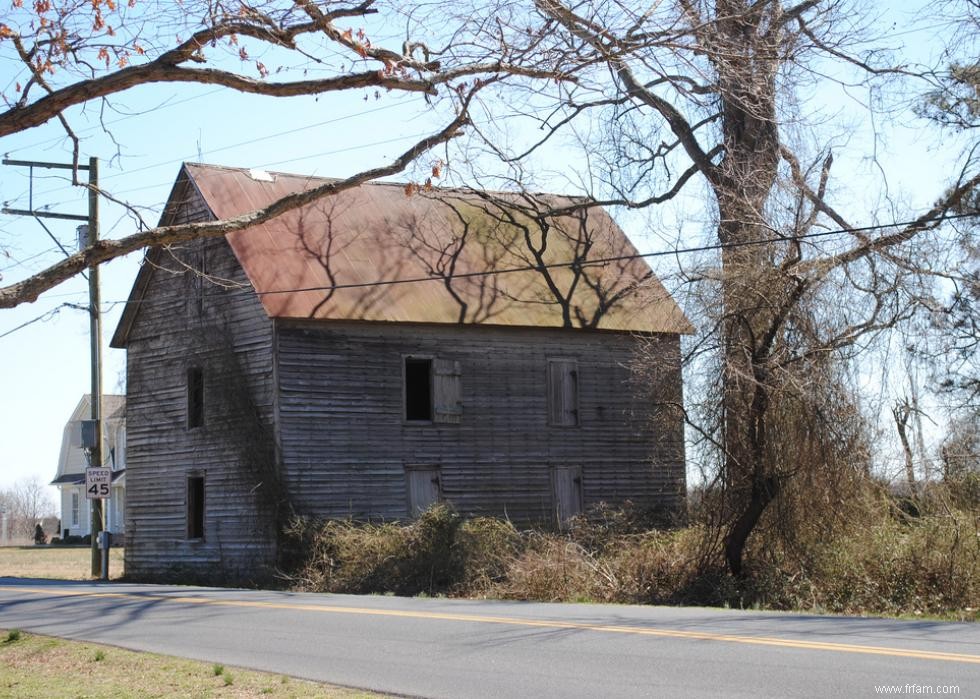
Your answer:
187,367 -> 204,429
187,475 -> 205,539
552,466 -> 583,528
547,359 -> 579,426
404,358 -> 432,421
405,466 -> 442,516
432,359 -> 462,424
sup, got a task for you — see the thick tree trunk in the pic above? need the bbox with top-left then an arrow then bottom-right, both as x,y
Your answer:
717,198 -> 779,576
711,2 -> 784,577
724,474 -> 780,576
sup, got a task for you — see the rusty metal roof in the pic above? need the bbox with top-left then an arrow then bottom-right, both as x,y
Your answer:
116,163 -> 693,342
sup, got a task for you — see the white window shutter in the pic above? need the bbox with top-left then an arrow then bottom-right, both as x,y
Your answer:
432,359 -> 462,424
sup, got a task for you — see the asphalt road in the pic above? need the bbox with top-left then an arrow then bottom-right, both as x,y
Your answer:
0,577 -> 977,698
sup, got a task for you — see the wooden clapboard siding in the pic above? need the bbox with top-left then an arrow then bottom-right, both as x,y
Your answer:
118,168 -> 688,582
276,320 -> 685,525
123,179 -> 278,580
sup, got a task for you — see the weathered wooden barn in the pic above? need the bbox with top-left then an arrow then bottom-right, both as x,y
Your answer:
111,163 -> 692,580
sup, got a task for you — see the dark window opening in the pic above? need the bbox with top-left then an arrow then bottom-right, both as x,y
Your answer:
405,358 -> 432,421
187,476 -> 205,539
187,367 -> 204,429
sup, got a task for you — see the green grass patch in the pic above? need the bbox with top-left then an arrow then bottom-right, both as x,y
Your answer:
0,629 -> 385,698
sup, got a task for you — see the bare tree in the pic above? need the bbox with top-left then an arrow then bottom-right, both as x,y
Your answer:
0,0 -> 561,308
4,0 -> 976,578
919,0 -> 979,131
892,399 -> 919,492
433,0 -> 980,574
902,0 -> 979,465
5,477 -> 56,540
940,411 -> 980,483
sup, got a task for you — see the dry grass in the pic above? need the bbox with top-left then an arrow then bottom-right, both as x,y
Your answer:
283,505 -> 461,595
0,629 -> 384,698
283,496 -> 980,620
0,546 -> 125,580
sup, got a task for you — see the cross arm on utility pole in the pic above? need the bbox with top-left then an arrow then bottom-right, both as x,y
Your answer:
1,207 -> 89,222
2,158 -> 91,171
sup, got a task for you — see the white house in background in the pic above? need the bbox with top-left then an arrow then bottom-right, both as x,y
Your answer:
50,394 -> 126,539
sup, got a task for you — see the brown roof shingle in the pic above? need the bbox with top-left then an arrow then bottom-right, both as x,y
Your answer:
196,163 -> 690,332
114,163 -> 692,344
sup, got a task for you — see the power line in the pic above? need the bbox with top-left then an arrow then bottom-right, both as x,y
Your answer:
76,210 -> 977,308
11,97 -> 526,214
11,100 -> 416,208
95,100 -> 410,185
86,129 -> 438,204
0,302 -> 87,340
0,245 -> 61,273
2,87 -> 227,157
0,208 -> 980,339
3,210 -> 976,338
247,211 -> 980,298
9,128 -> 440,220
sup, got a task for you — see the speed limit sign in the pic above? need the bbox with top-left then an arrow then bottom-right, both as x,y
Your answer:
85,467 -> 112,500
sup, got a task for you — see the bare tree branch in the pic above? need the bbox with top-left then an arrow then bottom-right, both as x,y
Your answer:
0,101 -> 473,308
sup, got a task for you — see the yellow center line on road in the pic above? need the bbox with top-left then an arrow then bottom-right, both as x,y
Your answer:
3,585 -> 979,665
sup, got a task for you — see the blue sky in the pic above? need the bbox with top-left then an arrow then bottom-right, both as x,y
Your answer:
0,0 -> 970,503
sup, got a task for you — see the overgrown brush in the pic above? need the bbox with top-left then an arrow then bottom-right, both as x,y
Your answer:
452,517 -> 522,592
490,533 -> 602,602
280,491 -> 979,618
282,504 -> 462,595
806,502 -> 978,617
714,483 -> 980,618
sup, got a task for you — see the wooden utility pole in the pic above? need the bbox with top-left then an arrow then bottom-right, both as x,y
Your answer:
87,157 -> 104,578
1,157 -> 105,578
